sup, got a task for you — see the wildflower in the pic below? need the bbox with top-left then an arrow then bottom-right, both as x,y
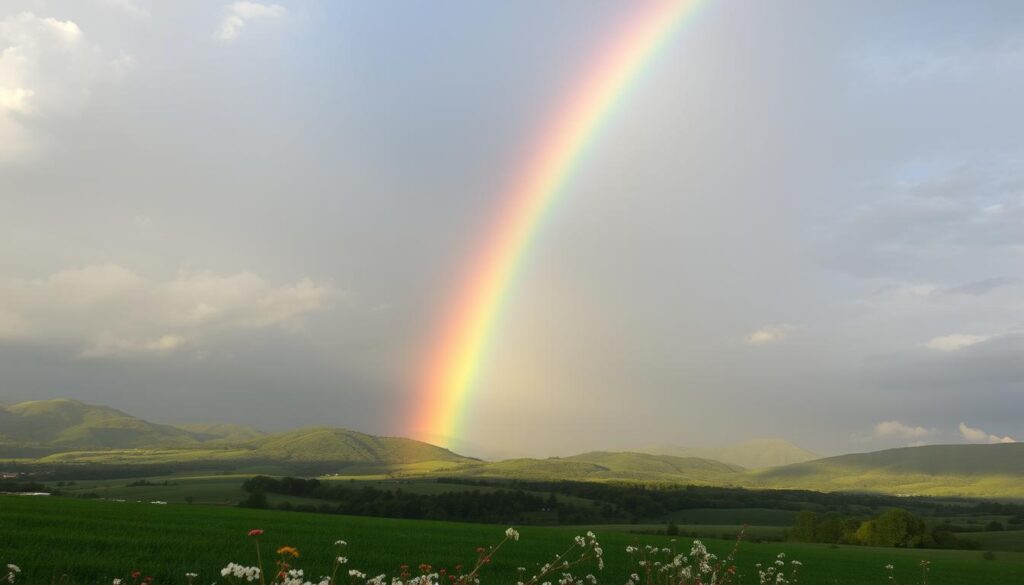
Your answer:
277,546 -> 301,558
113,580 -> 122,585
505,527 -> 520,541
221,563 -> 261,583
349,570 -> 367,579
336,540 -> 347,546
337,556 -> 349,565
248,529 -> 264,537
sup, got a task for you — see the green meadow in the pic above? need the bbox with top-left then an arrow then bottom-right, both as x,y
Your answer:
2,496 -> 1023,585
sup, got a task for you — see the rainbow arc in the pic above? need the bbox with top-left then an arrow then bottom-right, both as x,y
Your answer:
410,1 -> 703,446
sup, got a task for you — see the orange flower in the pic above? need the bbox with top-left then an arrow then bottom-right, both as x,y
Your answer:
277,546 -> 300,558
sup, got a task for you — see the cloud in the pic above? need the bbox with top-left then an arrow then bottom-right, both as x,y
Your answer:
0,12 -> 107,162
848,36 -> 1024,85
744,324 -> 795,345
215,2 -> 286,42
98,0 -> 151,19
959,422 -> 1016,444
874,420 -> 932,439
0,263 -> 335,358
926,333 -> 991,351
945,277 -> 1018,296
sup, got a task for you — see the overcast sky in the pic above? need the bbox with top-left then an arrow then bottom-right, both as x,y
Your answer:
1,0 -> 1022,458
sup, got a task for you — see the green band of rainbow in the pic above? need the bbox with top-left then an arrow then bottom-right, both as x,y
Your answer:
411,1 -> 703,446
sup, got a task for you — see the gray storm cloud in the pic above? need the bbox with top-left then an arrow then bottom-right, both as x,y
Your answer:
0,0 -> 1021,456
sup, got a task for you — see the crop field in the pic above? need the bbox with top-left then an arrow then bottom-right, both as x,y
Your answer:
2,496 -> 1023,585
959,530 -> 1024,553
43,474 -> 599,510
667,508 -> 799,526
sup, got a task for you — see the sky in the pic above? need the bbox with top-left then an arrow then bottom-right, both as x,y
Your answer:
1,0 -> 1022,458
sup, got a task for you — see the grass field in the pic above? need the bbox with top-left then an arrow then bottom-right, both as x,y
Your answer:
2,496 -> 1023,585
43,474 -> 599,510
959,530 -> 1024,553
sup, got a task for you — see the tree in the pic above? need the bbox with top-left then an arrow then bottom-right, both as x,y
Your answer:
857,509 -> 927,548
240,490 -> 268,509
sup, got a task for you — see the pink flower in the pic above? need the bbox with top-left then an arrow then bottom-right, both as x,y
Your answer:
248,529 -> 264,537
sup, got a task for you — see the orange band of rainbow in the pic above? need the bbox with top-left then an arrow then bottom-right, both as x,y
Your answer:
411,1 -> 703,446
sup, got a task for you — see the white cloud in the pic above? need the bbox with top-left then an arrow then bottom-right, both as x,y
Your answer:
215,2 -> 287,42
0,12 -> 107,162
959,422 -> 1016,444
0,263 -> 335,358
98,0 -> 151,19
744,324 -> 795,345
926,333 -> 991,351
874,420 -> 932,439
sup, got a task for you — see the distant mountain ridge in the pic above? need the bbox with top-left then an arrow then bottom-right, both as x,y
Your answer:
637,438 -> 819,469
445,451 -> 745,484
0,399 -> 468,467
0,399 -> 201,450
751,443 -> 1024,497
4,399 -> 1024,497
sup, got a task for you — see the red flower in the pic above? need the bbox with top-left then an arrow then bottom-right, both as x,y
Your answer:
248,529 -> 264,537
131,571 -> 141,579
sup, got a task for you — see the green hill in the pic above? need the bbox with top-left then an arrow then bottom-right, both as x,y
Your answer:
444,451 -> 744,484
174,423 -> 266,443
0,399 -> 200,450
638,438 -> 819,469
0,399 -> 470,470
751,443 -> 1024,497
247,427 -> 468,464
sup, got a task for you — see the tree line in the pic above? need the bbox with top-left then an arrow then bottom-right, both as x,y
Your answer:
788,509 -> 979,549
239,476 -> 615,524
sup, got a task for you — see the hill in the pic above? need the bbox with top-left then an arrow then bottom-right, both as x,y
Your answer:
0,399 -> 200,452
173,423 -> 266,442
752,443 -> 1024,497
0,399 -> 470,470
442,451 -> 744,484
638,438 -> 819,469
247,427 -> 468,464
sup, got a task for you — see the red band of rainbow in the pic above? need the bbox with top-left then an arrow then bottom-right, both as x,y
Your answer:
410,1 -> 703,447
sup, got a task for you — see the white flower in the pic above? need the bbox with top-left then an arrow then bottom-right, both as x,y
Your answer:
4,567 -> 17,574
505,527 -> 520,541
335,540 -> 347,546
113,580 -> 122,585
337,557 -> 348,565
349,570 -> 366,579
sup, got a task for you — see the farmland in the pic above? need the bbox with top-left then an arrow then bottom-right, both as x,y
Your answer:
2,496 -> 1024,585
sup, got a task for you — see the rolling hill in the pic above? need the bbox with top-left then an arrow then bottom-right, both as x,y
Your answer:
638,438 -> 819,469
173,423 -> 267,443
751,443 -> 1024,497
443,451 -> 745,484
0,399 -> 200,452
5,399 -> 1024,497
0,399 -> 470,469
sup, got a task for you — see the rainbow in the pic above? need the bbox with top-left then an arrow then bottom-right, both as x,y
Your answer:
411,1 -> 703,446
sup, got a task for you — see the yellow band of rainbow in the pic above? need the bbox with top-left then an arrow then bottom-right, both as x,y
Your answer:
411,1 -> 703,446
